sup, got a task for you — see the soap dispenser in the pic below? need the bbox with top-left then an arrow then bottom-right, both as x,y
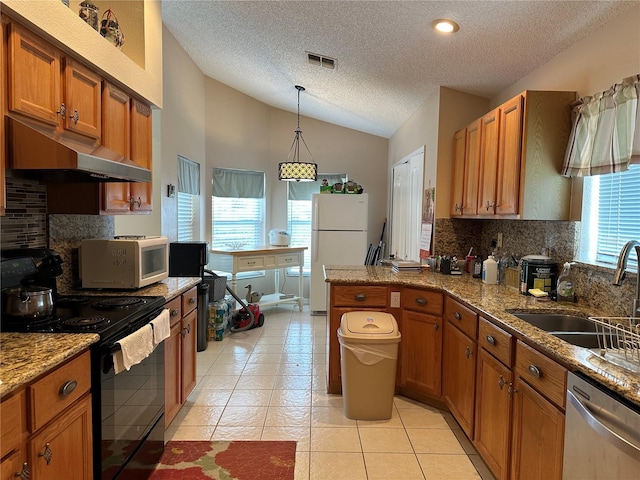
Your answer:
556,262 -> 575,303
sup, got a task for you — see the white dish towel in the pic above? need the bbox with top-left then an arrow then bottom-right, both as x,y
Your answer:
150,308 -> 171,347
113,323 -> 154,374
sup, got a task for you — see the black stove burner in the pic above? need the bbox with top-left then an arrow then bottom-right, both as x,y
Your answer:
1,315 -> 61,333
62,316 -> 111,330
93,297 -> 144,309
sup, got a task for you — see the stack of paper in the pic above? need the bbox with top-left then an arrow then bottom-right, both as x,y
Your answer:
391,260 -> 423,273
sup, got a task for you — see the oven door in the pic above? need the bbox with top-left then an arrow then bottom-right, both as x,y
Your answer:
96,314 -> 165,480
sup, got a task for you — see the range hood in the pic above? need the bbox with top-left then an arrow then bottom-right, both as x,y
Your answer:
6,117 -> 151,183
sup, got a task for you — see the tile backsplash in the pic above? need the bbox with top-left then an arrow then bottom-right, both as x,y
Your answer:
1,177 -> 47,249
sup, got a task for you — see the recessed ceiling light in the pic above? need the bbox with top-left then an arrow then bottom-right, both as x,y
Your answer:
432,19 -> 460,34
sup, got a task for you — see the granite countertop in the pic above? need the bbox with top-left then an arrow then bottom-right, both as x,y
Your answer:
59,276 -> 202,302
324,265 -> 640,408
0,332 -> 99,398
1,278 -> 201,400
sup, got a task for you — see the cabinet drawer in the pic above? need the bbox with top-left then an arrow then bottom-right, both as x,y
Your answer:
401,288 -> 443,315
277,253 -> 300,267
332,285 -> 387,307
444,296 -> 478,339
0,390 -> 26,458
478,317 -> 513,367
515,340 -> 567,410
182,286 -> 198,315
166,297 -> 182,327
238,256 -> 265,270
29,351 -> 91,432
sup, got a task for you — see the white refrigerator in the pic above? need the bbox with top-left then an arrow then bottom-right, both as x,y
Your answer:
310,193 -> 369,314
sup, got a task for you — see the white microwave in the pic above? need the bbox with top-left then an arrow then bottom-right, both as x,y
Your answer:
80,236 -> 169,289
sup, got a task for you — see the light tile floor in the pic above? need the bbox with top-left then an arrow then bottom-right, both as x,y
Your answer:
165,305 -> 495,480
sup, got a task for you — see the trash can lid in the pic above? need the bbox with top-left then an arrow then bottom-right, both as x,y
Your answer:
340,311 -> 398,337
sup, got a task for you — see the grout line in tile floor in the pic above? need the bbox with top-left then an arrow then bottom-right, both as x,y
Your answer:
165,305 -> 495,480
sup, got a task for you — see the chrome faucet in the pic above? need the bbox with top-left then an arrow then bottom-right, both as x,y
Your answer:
612,240 -> 640,319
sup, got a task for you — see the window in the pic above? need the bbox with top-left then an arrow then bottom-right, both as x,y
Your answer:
177,156 -> 200,242
580,164 -> 640,270
212,168 -> 265,277
287,174 -> 346,275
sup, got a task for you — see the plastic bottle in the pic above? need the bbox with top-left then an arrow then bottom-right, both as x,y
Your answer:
556,262 -> 575,303
473,256 -> 483,278
482,255 -> 498,284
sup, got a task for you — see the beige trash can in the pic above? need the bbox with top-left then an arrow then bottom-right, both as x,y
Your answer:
338,311 -> 401,420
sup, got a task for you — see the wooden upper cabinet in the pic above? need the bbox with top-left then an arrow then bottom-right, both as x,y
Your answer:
450,128 -> 466,216
450,90 -> 575,220
495,95 -> 523,215
477,108 -> 500,216
461,119 -> 481,215
63,58 -> 101,140
129,99 -> 153,212
7,21 -> 61,126
7,21 -> 101,141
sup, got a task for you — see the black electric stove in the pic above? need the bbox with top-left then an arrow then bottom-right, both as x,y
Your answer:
1,294 -> 166,341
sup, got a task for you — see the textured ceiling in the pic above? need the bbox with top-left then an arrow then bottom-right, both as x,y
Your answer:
162,0 -> 637,138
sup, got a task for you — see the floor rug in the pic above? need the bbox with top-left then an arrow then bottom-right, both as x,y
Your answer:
140,440 -> 296,480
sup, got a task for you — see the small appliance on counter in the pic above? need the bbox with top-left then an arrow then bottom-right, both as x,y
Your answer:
79,236 -> 169,289
269,229 -> 291,246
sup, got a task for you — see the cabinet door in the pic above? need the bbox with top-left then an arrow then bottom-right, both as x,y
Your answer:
450,127 -> 466,216
461,119 -> 481,215
510,377 -> 564,480
29,394 -> 93,480
495,95 -> 523,215
442,321 -> 476,438
164,321 -> 182,427
129,99 -> 153,212
473,349 -> 513,480
477,108 -> 500,216
181,309 -> 198,401
401,310 -> 442,397
8,21 -> 61,126
101,82 -> 133,213
0,450 -> 27,480
63,58 -> 101,139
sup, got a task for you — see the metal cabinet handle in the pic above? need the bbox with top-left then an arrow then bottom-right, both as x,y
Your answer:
415,297 -> 427,306
528,365 -> 541,378
354,294 -> 367,301
14,462 -> 30,480
38,443 -> 53,465
189,297 -> 196,304
508,384 -> 517,398
486,200 -> 496,211
498,375 -> 506,390
453,311 -> 462,320
59,380 -> 77,397
181,327 -> 187,338
465,346 -> 473,359
434,321 -> 440,331
71,109 -> 79,125
170,308 -> 179,317
57,103 -> 66,119
485,335 -> 496,345
454,203 -> 462,212
186,324 -> 191,334
129,196 -> 142,208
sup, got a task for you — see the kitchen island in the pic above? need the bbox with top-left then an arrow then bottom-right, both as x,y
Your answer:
323,265 -> 640,408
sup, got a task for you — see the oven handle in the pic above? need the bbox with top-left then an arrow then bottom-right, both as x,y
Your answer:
567,388 -> 640,458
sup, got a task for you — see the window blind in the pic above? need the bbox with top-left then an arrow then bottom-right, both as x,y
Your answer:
595,164 -> 640,268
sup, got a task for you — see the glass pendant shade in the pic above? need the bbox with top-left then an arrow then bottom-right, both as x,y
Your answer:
278,85 -> 318,182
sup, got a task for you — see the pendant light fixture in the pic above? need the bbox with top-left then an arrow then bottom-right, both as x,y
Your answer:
278,85 -> 318,182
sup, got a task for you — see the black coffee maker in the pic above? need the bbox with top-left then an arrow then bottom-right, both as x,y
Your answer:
169,242 -> 210,351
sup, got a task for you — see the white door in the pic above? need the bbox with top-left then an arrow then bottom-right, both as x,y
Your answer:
390,147 -> 424,261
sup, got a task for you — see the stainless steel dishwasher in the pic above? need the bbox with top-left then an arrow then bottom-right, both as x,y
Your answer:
563,371 -> 640,479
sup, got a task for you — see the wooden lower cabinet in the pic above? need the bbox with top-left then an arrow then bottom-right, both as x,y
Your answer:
400,310 -> 442,397
473,348 -> 513,480
165,287 -> 198,427
0,351 -> 93,480
442,319 -> 476,438
510,377 -> 565,479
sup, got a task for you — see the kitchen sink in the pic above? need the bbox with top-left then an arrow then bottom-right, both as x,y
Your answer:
510,312 -> 597,333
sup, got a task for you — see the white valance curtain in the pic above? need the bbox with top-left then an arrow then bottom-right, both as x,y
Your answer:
212,168 -> 265,198
562,74 -> 640,177
177,155 -> 200,195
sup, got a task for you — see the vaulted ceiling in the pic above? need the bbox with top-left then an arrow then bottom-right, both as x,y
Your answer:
162,1 -> 636,138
